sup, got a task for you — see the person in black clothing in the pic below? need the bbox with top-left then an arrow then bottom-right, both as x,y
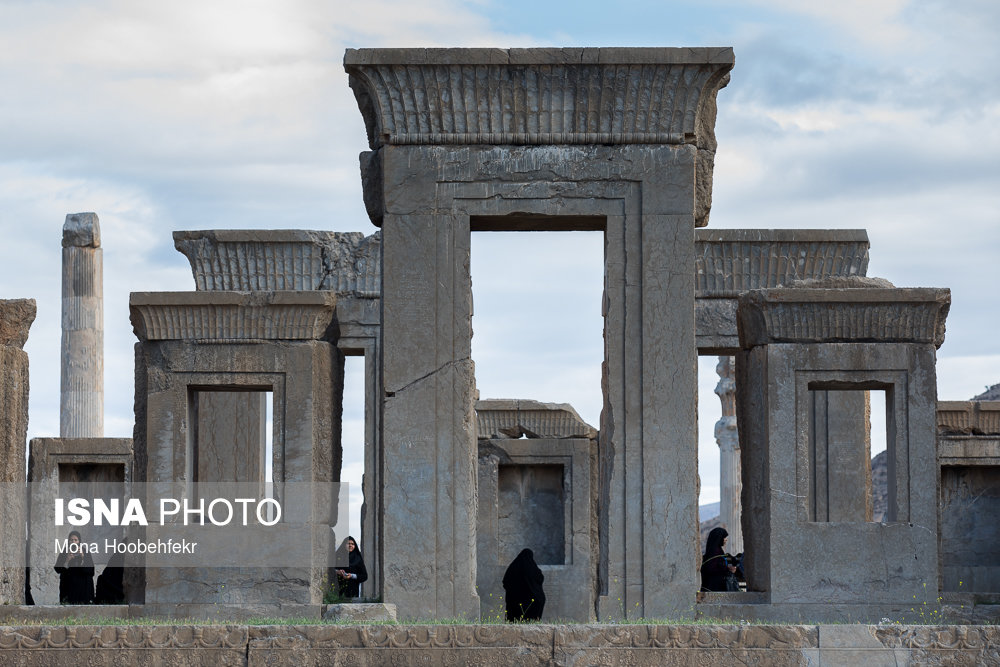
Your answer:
54,530 -> 94,604
335,536 -> 368,599
700,526 -> 737,592
94,553 -> 125,604
502,548 -> 545,622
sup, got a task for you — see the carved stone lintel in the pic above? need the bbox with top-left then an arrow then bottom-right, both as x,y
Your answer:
738,287 -> 951,349
129,291 -> 337,342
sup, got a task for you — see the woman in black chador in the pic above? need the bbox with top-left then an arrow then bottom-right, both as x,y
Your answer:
502,548 -> 545,622
700,526 -> 737,592
335,536 -> 368,599
53,530 -> 94,604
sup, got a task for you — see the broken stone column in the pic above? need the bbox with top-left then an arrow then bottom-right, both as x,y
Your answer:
713,356 -> 742,553
0,298 -> 36,604
61,212 -> 103,437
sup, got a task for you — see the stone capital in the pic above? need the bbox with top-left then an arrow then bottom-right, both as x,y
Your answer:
62,212 -> 101,248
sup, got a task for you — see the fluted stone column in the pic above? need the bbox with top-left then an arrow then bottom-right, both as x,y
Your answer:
61,212 -> 103,437
0,298 -> 36,604
714,355 -> 742,553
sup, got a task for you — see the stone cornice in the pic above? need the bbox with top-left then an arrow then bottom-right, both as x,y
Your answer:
344,47 -> 734,149
695,229 -> 869,297
938,401 -> 1000,435
737,288 -> 951,349
129,291 -> 337,342
173,230 -> 380,295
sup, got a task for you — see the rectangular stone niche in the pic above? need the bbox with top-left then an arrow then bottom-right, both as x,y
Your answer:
498,464 -> 565,566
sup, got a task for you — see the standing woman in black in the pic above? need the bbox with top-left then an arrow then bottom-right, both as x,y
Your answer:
336,536 -> 368,599
54,530 -> 95,604
700,526 -> 737,592
502,548 -> 545,622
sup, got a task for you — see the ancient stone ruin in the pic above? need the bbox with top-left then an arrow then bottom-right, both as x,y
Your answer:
1,48 -> 998,635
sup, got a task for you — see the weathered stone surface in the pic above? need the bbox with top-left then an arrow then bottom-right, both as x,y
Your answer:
345,47 -> 733,148
940,465 -> 1000,592
939,435 -> 1000,463
695,229 -> 870,296
0,301 -> 33,605
173,229 -> 381,295
0,298 -> 36,349
321,603 -> 397,622
249,624 -> 555,666
0,624 -> 248,666
737,287 -> 951,349
61,212 -> 101,247
129,291 -> 337,341
476,399 -> 598,439
0,623 -> 995,664
939,400 -> 1000,434
788,275 -> 894,289
554,624 -> 818,666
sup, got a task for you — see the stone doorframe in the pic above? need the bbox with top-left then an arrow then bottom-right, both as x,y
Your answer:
346,47 -> 735,620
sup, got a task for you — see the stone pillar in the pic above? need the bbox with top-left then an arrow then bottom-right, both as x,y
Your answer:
714,355 -> 742,553
0,299 -> 36,604
61,212 -> 103,437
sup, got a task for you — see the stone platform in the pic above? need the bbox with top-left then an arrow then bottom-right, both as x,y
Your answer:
0,623 -> 996,665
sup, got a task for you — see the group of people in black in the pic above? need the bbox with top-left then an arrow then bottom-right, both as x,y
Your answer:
48,531 -> 368,605
500,528 -> 743,625
50,528 -> 735,612
48,530 -> 125,605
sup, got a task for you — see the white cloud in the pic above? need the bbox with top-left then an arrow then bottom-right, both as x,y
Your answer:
739,0 -> 912,51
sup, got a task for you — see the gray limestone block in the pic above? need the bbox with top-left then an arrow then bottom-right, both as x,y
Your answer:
0,299 -> 36,349
62,212 -> 101,248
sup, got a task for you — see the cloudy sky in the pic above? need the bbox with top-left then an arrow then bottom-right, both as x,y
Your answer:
2,0 -> 998,535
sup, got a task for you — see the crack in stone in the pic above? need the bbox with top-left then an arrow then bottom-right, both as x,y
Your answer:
388,358 -> 470,396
